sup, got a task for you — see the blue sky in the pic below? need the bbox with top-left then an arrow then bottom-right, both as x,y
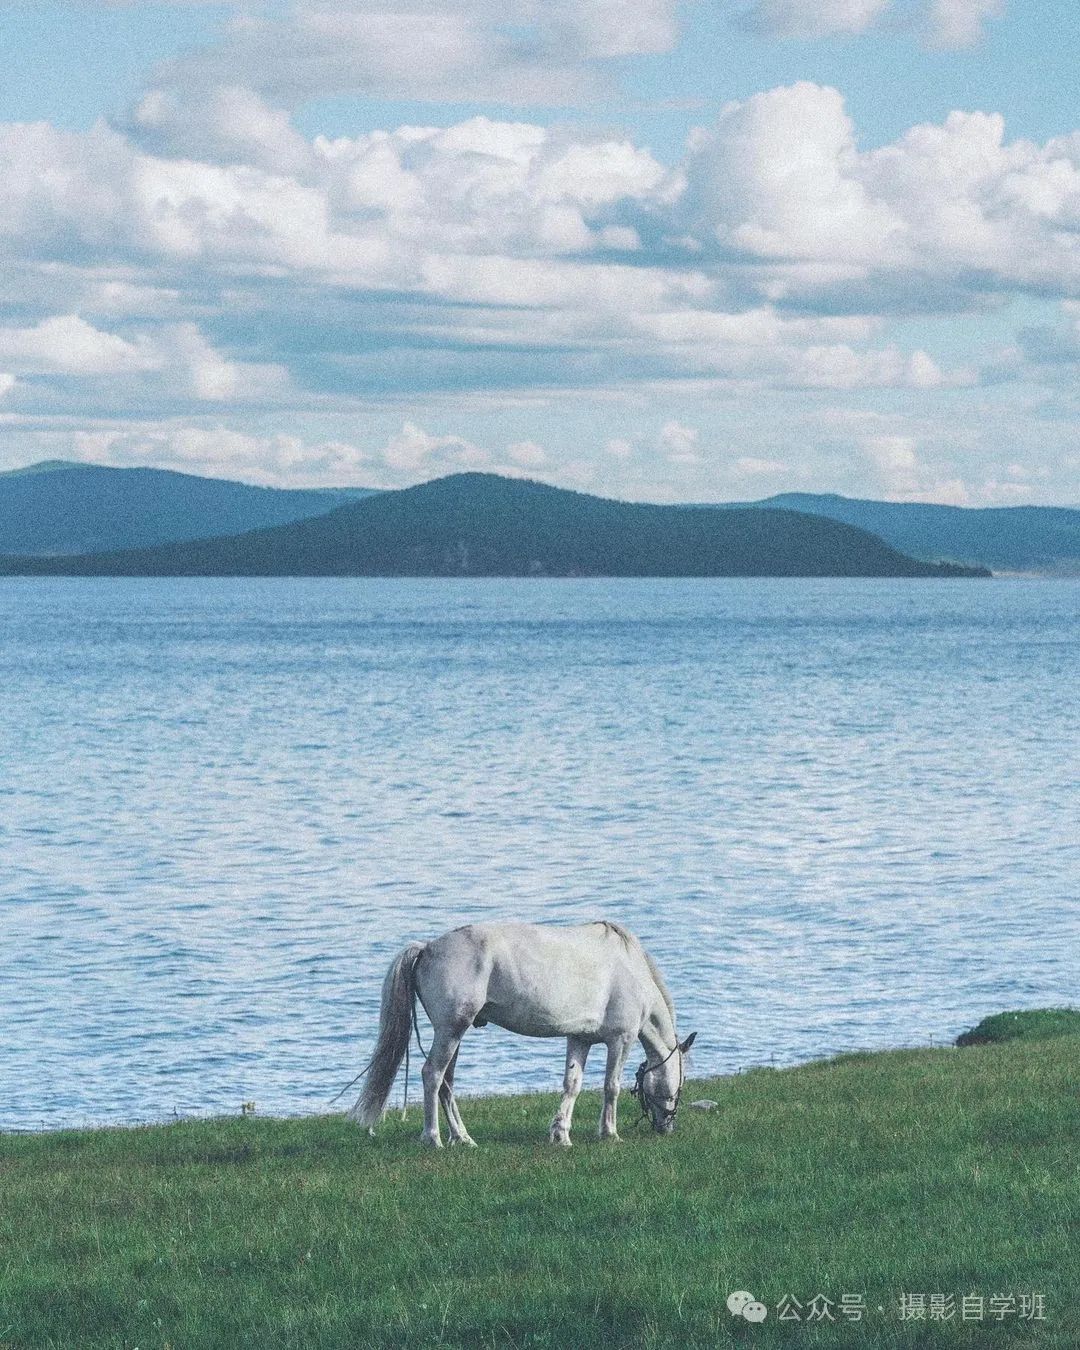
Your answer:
1,0 -> 1078,503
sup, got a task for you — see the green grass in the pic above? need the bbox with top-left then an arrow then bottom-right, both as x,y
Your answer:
955,1008 -> 1080,1047
1,1031 -> 1077,1349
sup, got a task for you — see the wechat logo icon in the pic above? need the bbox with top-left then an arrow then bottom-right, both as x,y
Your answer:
727,1290 -> 768,1323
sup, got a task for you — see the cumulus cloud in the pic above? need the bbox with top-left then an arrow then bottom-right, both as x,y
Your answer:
857,430 -> 1042,504
682,87 -> 1080,309
0,314 -> 159,376
123,85 -> 310,172
862,433 -> 925,496
685,84 -> 897,264
0,311 -> 288,407
0,82 -> 1075,482
314,116 -> 672,262
67,424 -> 374,488
379,421 -> 490,473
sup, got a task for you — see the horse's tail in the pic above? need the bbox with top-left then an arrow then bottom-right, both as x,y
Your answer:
348,942 -> 426,1129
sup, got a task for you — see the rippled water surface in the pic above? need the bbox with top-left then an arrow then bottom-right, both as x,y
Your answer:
2,577 -> 1077,1129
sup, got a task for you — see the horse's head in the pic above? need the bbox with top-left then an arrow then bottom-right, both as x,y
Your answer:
633,1031 -> 696,1133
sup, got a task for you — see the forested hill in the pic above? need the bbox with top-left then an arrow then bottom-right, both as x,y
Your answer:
0,460 -> 375,556
739,492 -> 1080,575
0,472 -> 988,578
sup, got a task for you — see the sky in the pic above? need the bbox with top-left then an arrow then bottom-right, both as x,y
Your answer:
1,0 -> 1079,503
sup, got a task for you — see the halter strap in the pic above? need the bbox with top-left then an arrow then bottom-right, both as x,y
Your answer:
629,1039 -> 685,1126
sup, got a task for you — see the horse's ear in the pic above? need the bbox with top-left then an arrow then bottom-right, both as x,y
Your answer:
680,1031 -> 697,1053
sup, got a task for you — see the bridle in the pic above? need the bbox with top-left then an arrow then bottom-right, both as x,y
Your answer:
629,1039 -> 685,1129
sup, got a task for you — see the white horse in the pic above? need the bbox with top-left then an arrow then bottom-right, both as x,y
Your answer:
349,920 -> 696,1147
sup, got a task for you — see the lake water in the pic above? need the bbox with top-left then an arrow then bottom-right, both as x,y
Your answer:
1,577 -> 1077,1131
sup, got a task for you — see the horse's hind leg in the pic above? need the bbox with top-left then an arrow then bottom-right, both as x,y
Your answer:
550,1036 -> 589,1146
439,1047 -> 476,1147
421,1027 -> 466,1148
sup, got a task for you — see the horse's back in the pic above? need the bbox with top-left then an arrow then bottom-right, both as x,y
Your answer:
418,921 -> 649,1039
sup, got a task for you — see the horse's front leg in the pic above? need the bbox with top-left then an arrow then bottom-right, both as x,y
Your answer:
438,1047 -> 476,1147
550,1036 -> 589,1146
421,1028 -> 464,1148
599,1035 -> 633,1141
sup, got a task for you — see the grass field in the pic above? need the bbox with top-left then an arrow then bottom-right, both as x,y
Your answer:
1,1015 -> 1076,1348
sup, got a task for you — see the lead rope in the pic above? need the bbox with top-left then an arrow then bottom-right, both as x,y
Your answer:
401,1039 -> 409,1118
401,991 -> 431,1118
330,952 -> 430,1113
327,1053 -> 374,1107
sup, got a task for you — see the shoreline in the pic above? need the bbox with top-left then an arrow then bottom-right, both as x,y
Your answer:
5,1008 -> 1075,1138
3,1019 -> 1076,1348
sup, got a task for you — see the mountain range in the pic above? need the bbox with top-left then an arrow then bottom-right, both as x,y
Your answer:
0,460 -> 374,556
734,492 -> 1080,575
0,469 -> 984,578
2,458 -> 1076,574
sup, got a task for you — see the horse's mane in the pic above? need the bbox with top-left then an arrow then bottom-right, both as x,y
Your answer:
597,920 -> 675,1021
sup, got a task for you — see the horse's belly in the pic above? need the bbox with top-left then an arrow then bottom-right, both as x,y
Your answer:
479,948 -> 612,1038
481,1005 -> 605,1039
480,1002 -> 604,1039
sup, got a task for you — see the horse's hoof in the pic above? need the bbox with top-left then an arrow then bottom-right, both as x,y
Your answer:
450,1135 -> 477,1148
422,1134 -> 443,1148
549,1131 -> 572,1147
601,1132 -> 622,1143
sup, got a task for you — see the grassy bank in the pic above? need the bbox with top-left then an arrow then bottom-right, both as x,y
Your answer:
1,1025 -> 1076,1349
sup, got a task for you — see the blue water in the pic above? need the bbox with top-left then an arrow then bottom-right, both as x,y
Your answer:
1,578 -> 1077,1131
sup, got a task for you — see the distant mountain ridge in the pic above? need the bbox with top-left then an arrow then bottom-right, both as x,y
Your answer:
0,471 -> 986,578
0,460 -> 377,556
732,492 -> 1080,575
5,458 -> 1072,573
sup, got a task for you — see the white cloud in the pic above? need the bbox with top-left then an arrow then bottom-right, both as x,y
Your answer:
926,0 -> 1004,48
555,0 -> 678,57
0,86 -> 1075,444
862,433 -> 923,495
160,324 -> 290,403
380,420 -> 490,473
67,424 -> 374,488
35,0 -> 1006,58
0,312 -> 288,407
154,0 -> 682,108
751,0 -> 889,39
683,88 -> 1080,307
685,83 -> 899,264
124,85 -> 310,171
659,419 -> 700,459
315,117 -> 671,263
750,0 -> 1004,46
506,439 -> 548,467
856,431 -> 1019,503
0,314 -> 158,376
736,456 -> 786,476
